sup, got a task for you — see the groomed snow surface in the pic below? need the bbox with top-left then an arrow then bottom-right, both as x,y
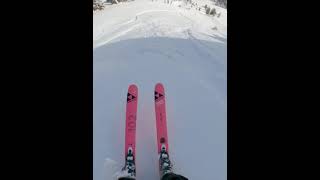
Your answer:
93,0 -> 227,180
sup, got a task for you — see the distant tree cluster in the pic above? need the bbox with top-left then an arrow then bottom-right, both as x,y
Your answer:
205,5 -> 216,16
93,0 -> 135,10
212,0 -> 227,9
93,0 -> 105,11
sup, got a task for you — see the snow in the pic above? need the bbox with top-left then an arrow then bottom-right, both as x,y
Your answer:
93,0 -> 227,180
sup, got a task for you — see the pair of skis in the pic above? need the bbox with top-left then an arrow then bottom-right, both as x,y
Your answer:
118,83 -> 187,180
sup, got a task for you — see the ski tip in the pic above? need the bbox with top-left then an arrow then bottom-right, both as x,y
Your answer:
127,84 -> 138,102
155,83 -> 165,101
128,84 -> 137,89
128,84 -> 138,93
155,83 -> 164,91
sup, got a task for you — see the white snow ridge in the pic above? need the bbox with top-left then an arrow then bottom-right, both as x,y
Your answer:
93,0 -> 227,180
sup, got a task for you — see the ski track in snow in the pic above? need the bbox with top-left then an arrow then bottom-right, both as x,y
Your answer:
94,1 -> 227,180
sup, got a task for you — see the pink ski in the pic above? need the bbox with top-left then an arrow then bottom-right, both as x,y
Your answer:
155,83 -> 175,178
125,84 -> 138,158
155,83 -> 188,180
119,84 -> 138,180
155,83 -> 169,154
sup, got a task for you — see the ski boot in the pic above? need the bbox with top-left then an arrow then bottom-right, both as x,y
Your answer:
161,173 -> 188,180
159,144 -> 173,177
118,147 -> 136,180
159,144 -> 188,180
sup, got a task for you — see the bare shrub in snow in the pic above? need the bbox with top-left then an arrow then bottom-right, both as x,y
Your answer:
210,8 -> 216,16
206,7 -> 211,15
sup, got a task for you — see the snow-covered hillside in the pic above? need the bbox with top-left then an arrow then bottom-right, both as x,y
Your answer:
93,0 -> 227,180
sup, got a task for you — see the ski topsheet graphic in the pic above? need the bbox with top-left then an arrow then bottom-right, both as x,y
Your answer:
118,84 -> 138,180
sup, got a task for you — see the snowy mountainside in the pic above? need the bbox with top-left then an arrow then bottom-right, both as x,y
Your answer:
93,0 -> 227,180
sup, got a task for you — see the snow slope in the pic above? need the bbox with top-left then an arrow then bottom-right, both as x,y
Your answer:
93,0 -> 227,180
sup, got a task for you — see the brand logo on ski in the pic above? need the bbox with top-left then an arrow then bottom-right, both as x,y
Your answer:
155,91 -> 164,102
127,93 -> 136,102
